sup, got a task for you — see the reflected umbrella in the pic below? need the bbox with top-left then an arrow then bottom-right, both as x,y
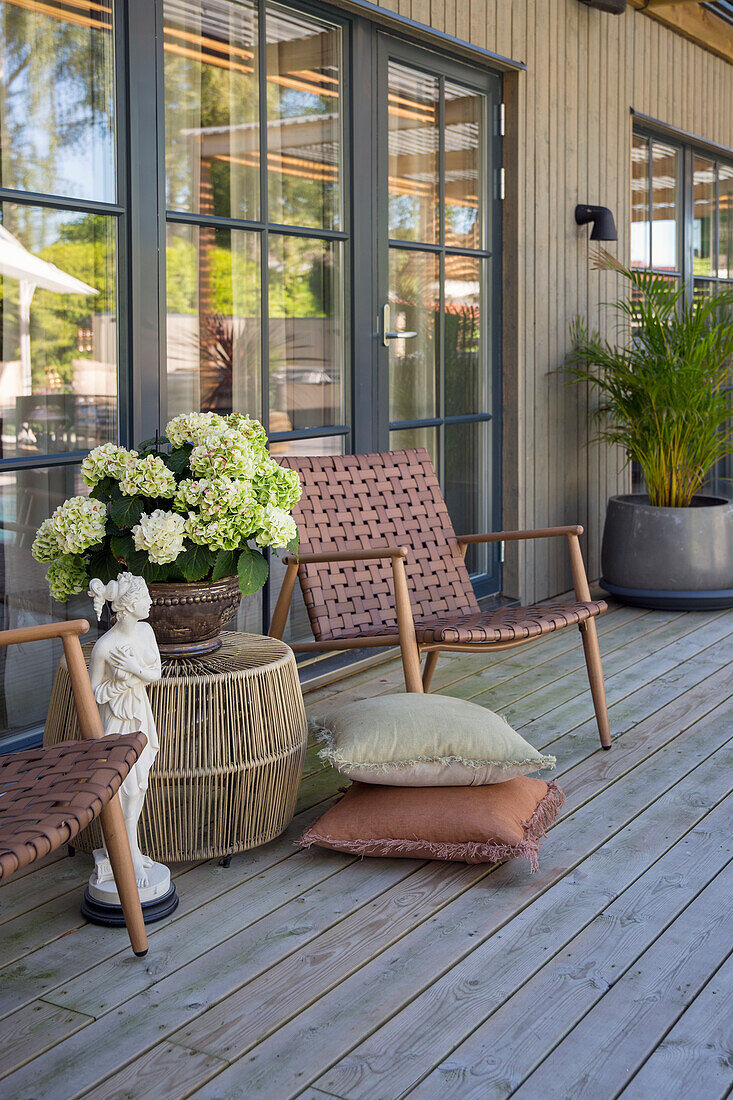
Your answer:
0,225 -> 98,395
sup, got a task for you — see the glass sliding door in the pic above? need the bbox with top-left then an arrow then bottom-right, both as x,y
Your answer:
379,39 -> 501,592
0,0 -> 122,748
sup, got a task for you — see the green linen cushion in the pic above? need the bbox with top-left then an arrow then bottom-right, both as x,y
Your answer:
310,692 -> 556,786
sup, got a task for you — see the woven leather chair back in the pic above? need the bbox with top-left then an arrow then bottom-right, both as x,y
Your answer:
281,449 -> 480,641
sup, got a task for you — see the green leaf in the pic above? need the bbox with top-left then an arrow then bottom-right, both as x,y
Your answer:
176,542 -> 216,582
286,532 -> 299,556
237,546 -> 269,596
162,444 -> 193,480
110,495 -> 144,530
110,533 -> 135,563
125,549 -> 172,584
138,435 -> 169,455
89,476 -> 117,501
88,546 -> 121,585
212,549 -> 237,582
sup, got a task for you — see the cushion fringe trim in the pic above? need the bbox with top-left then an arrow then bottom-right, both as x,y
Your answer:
298,781 -> 566,872
310,721 -> 556,775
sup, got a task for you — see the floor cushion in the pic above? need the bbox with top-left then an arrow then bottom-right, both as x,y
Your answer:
298,778 -> 565,870
310,693 -> 556,786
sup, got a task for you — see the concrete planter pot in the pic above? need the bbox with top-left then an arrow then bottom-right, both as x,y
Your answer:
600,493 -> 733,609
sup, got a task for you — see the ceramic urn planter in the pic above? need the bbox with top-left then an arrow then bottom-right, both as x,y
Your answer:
146,576 -> 242,657
600,493 -> 733,609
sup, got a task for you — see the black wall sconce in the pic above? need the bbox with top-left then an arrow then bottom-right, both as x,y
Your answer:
578,0 -> 625,13
575,204 -> 618,241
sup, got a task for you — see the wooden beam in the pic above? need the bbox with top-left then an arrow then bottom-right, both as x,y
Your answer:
629,0 -> 733,65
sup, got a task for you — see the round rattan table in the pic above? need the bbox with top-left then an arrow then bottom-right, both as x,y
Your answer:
44,632 -> 308,862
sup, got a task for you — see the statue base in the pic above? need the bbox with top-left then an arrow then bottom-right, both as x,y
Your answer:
82,849 -> 179,926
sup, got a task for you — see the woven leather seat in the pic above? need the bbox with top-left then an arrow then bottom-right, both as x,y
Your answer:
0,620 -> 149,955
415,600 -> 607,645
0,733 -> 147,879
270,449 -> 612,748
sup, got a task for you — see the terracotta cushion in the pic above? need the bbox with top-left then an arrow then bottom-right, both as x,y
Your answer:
299,778 -> 565,870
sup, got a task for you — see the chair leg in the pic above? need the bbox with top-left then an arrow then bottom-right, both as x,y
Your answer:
580,619 -> 612,750
99,795 -> 149,957
400,639 -> 424,693
422,651 -> 440,692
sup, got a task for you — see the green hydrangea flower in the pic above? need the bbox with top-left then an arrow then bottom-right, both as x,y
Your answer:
47,555 -> 90,603
50,497 -> 107,556
81,443 -> 138,487
32,517 -> 62,564
252,457 -> 302,510
166,412 -> 226,449
189,428 -> 258,480
225,413 -> 268,455
254,504 -> 298,549
120,455 -> 177,498
132,509 -> 186,564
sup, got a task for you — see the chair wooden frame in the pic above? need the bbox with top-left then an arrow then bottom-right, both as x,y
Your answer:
269,451 -> 611,750
0,620 -> 148,955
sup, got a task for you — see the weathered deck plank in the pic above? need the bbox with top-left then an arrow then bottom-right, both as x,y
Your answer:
0,608 -> 730,1100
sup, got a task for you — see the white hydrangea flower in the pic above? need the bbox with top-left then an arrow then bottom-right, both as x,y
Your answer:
81,443 -> 138,487
32,517 -> 62,564
166,412 -> 226,449
254,504 -> 298,549
132,509 -> 186,564
189,428 -> 259,480
47,555 -> 90,603
50,496 -> 107,556
120,454 -> 177,498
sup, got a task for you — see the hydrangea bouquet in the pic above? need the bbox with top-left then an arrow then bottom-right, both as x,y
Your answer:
32,413 -> 301,603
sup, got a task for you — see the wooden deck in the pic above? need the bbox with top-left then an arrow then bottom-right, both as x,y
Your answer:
1,599 -> 732,1099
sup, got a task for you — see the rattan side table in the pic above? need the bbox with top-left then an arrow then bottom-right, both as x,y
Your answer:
44,632 -> 308,862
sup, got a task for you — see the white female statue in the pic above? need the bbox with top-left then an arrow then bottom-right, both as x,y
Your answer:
83,573 -> 176,920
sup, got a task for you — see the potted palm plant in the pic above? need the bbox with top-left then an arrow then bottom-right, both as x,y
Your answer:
568,250 -> 733,609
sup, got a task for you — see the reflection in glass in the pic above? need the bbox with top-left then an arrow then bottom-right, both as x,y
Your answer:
268,236 -> 343,432
389,425 -> 438,470
0,0 -> 115,202
166,222 -> 261,418
444,81 -> 483,251
444,420 -> 488,575
0,205 -> 117,461
444,255 -> 483,417
693,279 -> 714,301
719,163 -> 733,279
388,63 -> 439,244
651,141 -> 681,272
268,434 -> 345,645
0,464 -> 101,741
693,155 -> 715,277
164,0 -> 259,220
267,4 -> 342,230
631,133 -> 650,268
388,248 -> 439,422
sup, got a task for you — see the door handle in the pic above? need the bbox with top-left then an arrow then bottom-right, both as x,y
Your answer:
382,304 -> 417,347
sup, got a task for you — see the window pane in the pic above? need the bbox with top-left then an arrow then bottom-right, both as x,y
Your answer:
0,204 -> 117,461
631,133 -> 650,268
166,222 -> 261,418
388,63 -> 439,244
389,424 -> 438,469
444,81 -> 484,251
444,255 -> 484,417
388,248 -> 439,423
719,162 -> 733,279
693,155 -> 715,277
164,0 -> 259,221
268,235 -> 344,432
0,464 -> 101,745
444,420 -> 488,575
266,4 -> 342,230
0,0 -> 115,202
651,141 -> 681,272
